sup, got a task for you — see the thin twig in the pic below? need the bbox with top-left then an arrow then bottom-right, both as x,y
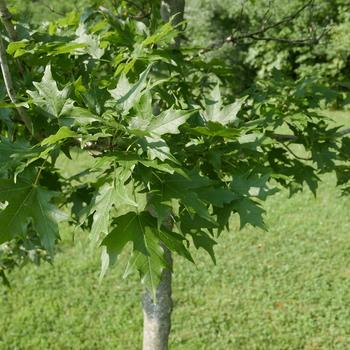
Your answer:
279,142 -> 312,161
271,127 -> 350,142
34,156 -> 49,185
244,29 -> 328,45
0,0 -> 25,82
0,36 -> 32,133
200,0 -> 326,53
42,4 -> 66,17
232,0 -> 314,40
335,127 -> 350,138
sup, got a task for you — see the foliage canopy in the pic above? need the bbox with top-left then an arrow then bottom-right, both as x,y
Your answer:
0,2 -> 349,298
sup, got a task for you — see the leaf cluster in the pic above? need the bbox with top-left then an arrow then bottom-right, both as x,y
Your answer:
0,3 -> 348,298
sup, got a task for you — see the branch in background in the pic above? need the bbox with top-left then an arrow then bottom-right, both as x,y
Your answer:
227,0 -> 314,43
271,127 -> 350,142
225,28 -> 328,46
199,0 -> 327,54
42,4 -> 66,17
335,127 -> 350,138
160,0 -> 185,25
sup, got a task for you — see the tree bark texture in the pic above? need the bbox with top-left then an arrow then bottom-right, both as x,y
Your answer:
0,0 -> 17,41
160,0 -> 185,47
160,0 -> 185,25
142,246 -> 173,350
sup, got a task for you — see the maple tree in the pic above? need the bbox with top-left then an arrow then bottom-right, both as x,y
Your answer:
0,1 -> 349,349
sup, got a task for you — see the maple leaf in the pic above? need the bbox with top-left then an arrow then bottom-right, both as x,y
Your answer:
102,211 -> 191,299
73,23 -> 105,59
129,107 -> 192,137
0,179 -> 63,254
201,83 -> 247,125
102,212 -> 166,299
27,65 -> 74,118
109,65 -> 152,115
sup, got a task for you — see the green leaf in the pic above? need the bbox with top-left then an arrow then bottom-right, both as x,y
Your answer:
232,198 -> 266,230
6,40 -> 29,58
142,21 -> 177,46
0,179 -> 63,253
52,42 -> 87,55
73,23 -> 105,59
27,65 -> 74,118
109,65 -> 152,115
123,230 -> 166,301
157,229 -> 194,263
202,84 -> 246,125
89,168 -> 138,242
60,107 -> 100,126
231,173 -> 278,201
162,173 -> 217,224
129,107 -> 192,137
95,153 -> 175,174
41,126 -> 78,146
102,212 -> 168,299
139,136 -> 175,162
191,122 -> 241,138
199,187 -> 238,207
190,231 -> 217,264
0,138 -> 35,171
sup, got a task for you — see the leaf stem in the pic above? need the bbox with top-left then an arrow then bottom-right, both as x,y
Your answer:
34,157 -> 49,185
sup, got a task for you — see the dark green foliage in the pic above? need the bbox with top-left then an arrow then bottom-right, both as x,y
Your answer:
0,2 -> 349,299
187,0 -> 350,98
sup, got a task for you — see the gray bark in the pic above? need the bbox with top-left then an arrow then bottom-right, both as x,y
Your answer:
0,0 -> 17,41
160,0 -> 185,47
142,246 -> 173,350
160,0 -> 185,25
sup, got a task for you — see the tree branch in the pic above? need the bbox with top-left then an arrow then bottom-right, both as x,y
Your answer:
0,0 -> 17,41
232,0 -> 313,41
199,0 -> 327,54
0,37 -> 32,132
279,142 -> 312,161
226,0 -> 328,46
0,3 -> 32,134
271,127 -> 350,142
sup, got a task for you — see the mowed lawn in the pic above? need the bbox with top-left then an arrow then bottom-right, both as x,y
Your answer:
1,176 -> 349,350
1,112 -> 350,350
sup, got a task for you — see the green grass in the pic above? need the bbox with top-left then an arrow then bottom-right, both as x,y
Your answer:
0,173 -> 350,350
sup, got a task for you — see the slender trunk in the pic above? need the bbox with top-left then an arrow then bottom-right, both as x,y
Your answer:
160,0 -> 185,47
142,2 -> 184,349
160,0 -> 185,25
142,246 -> 173,350
0,0 -> 17,41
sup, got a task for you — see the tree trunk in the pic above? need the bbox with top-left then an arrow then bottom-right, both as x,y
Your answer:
142,246 -> 173,350
160,0 -> 185,25
142,2 -> 184,349
160,0 -> 185,47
